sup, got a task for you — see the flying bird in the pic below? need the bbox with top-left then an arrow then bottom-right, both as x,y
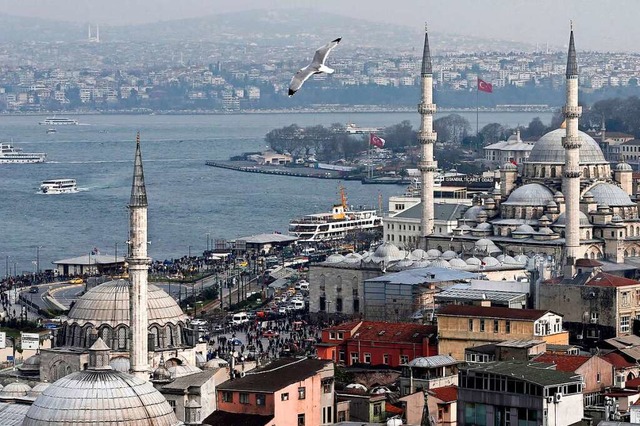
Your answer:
288,37 -> 341,97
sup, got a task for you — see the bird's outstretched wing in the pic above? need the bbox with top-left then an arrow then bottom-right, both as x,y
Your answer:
288,66 -> 315,96
312,37 -> 341,66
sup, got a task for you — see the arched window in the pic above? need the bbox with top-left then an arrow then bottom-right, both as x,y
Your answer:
625,250 -> 630,257
73,325 -> 81,347
583,167 -> 589,178
541,167 -> 546,177
586,231 -> 590,239
551,167 -> 556,178
151,326 -> 160,349
100,327 -> 112,348
633,248 -> 638,257
165,326 -> 174,347
590,252 -> 595,259
117,327 -> 127,350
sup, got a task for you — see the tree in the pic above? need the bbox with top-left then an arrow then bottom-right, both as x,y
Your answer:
434,114 -> 471,145
479,123 -> 506,146
523,117 -> 547,138
382,120 -> 416,151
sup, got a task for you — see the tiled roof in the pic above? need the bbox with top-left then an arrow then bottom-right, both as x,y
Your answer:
203,411 -> 273,426
437,305 -> 551,321
386,402 -> 404,415
587,272 -> 640,288
625,377 -> 640,390
602,352 -> 635,368
575,259 -> 603,267
428,385 -> 458,403
325,321 -> 437,344
395,202 -> 469,222
532,353 -> 591,372
216,358 -> 331,393
462,361 -> 581,386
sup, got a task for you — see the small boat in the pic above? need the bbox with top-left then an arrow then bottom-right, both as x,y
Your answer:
40,179 -> 78,194
46,128 -> 57,134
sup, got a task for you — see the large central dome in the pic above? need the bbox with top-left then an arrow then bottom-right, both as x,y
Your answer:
67,279 -> 187,327
526,129 -> 607,164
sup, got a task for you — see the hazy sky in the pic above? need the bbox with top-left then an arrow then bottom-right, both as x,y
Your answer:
0,0 -> 634,51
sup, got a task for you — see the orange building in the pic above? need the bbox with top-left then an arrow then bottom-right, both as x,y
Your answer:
206,358 -> 334,426
437,305 -> 569,360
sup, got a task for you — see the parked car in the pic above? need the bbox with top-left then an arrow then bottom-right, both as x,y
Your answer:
69,278 -> 84,284
212,324 -> 225,334
29,286 -> 39,293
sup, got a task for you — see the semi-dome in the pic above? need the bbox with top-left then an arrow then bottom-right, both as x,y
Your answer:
527,129 -> 607,164
23,339 -> 181,426
588,182 -> 635,206
66,279 -> 187,327
554,211 -> 591,226
503,183 -> 554,206
168,364 -> 202,379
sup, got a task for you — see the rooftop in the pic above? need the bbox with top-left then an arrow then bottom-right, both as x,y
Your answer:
235,233 -> 298,244
435,286 -> 526,303
428,385 -> 458,403
203,411 -> 273,426
462,361 -> 582,387
324,321 -> 437,344
160,369 -> 217,393
587,272 -> 640,288
366,267 -> 477,285
53,254 -> 125,265
437,305 -> 553,321
216,358 -> 331,393
531,353 -> 593,372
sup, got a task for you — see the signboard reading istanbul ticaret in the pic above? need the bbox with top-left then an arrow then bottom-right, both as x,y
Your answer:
0,331 -> 5,349
21,332 -> 40,350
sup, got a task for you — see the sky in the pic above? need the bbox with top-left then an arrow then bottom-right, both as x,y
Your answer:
0,0 -> 634,52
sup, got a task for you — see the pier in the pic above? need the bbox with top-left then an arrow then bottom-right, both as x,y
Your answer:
205,160 -> 348,180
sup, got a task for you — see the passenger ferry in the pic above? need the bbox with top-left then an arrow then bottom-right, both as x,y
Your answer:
289,187 -> 382,242
38,117 -> 78,126
0,143 -> 46,164
40,179 -> 78,194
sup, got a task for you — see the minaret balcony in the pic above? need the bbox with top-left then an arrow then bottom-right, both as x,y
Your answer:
418,161 -> 438,172
562,136 -> 582,149
562,105 -> 582,118
563,170 -> 582,178
419,132 -> 437,144
418,103 -> 437,115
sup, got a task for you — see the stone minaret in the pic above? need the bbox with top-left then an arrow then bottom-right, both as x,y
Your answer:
128,132 -> 151,380
418,24 -> 437,240
562,25 -> 582,278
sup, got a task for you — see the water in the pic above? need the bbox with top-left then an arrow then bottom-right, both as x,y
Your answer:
0,111 -> 552,273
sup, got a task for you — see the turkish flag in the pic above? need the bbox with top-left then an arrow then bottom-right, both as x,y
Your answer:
369,133 -> 385,148
478,78 -> 493,93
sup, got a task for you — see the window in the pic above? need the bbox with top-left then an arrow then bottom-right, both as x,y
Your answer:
256,393 -> 265,406
353,299 -> 360,313
351,352 -> 359,364
468,319 -> 474,331
281,392 -> 289,401
168,400 -> 176,413
591,312 -> 599,323
322,379 -> 333,394
297,413 -> 305,426
494,320 -> 499,333
373,403 -> 383,416
597,373 -> 601,383
400,355 -> 409,364
222,391 -> 233,403
298,387 -> 306,399
329,332 -> 336,340
336,298 -> 343,312
480,319 -> 485,332
623,292 -> 630,307
337,332 -> 344,340
621,315 -> 630,333
636,289 -> 640,305
239,392 -> 249,404
364,353 -> 371,364
383,354 -> 390,365
339,351 -> 345,362
506,320 -> 511,334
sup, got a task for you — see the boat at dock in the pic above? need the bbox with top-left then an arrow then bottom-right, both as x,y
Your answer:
289,187 -> 382,242
0,143 -> 46,164
40,179 -> 78,194
39,117 -> 78,126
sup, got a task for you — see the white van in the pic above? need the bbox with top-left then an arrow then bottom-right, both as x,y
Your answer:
293,300 -> 305,310
298,282 -> 309,291
231,312 -> 249,325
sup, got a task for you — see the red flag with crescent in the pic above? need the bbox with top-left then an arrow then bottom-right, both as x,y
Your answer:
478,78 -> 493,93
369,133 -> 385,148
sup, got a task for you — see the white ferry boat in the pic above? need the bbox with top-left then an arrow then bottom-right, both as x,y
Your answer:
40,179 -> 78,194
0,143 -> 46,164
345,123 -> 383,135
289,188 -> 382,242
38,117 -> 78,126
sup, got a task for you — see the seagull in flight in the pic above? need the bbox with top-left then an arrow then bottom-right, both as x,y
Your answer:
288,37 -> 341,97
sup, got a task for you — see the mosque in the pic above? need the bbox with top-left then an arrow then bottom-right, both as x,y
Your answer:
411,26 -> 640,277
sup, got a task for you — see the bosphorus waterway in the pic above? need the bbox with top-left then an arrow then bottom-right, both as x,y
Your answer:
0,111 -> 552,274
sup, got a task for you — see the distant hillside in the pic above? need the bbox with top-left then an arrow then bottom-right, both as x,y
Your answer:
0,9 -> 538,53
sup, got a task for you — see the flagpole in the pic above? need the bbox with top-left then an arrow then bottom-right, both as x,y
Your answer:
476,78 -> 479,150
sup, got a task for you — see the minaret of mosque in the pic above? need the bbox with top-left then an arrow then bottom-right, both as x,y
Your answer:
418,24 -> 437,240
562,24 -> 582,278
128,131 -> 151,380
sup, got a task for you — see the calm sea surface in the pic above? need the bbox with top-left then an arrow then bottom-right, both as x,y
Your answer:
0,111 -> 552,273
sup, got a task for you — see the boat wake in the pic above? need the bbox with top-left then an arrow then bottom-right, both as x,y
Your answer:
57,159 -> 201,164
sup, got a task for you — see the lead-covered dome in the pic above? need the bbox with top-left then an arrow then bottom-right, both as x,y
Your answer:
554,211 -> 591,226
588,182 -> 635,207
527,129 -> 607,164
66,279 -> 187,327
503,183 -> 554,206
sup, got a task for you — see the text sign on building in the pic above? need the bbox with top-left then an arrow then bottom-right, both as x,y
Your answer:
21,332 -> 40,350
0,331 -> 5,349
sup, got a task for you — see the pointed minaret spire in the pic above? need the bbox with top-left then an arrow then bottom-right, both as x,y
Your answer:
421,23 -> 432,76
566,22 -> 578,78
418,24 -> 437,241
130,131 -> 148,207
128,131 -> 151,380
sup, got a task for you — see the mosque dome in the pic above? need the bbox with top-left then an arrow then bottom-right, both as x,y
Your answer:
203,358 -> 229,370
513,224 -> 535,234
426,249 -> 442,259
0,382 -> 31,401
463,206 -> 485,221
615,162 -> 633,172
475,239 -> 501,254
168,364 -> 202,379
430,258 -> 451,268
152,363 -> 172,383
441,250 -> 458,260
326,254 -> 345,263
527,129 -> 607,164
23,339 -> 181,426
612,215 -> 624,223
412,260 -> 431,268
482,257 -> 500,267
371,242 -> 404,264
18,352 -> 41,376
503,183 -> 554,206
503,255 -> 519,265
66,279 -> 187,327
554,211 -> 591,226
26,383 -> 50,399
449,258 -> 467,269
475,223 -> 493,231
501,162 -> 518,171
343,253 -> 363,264
409,249 -> 428,261
466,257 -> 482,266
588,182 -> 635,207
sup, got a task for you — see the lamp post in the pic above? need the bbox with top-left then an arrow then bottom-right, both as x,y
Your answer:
206,233 -> 211,252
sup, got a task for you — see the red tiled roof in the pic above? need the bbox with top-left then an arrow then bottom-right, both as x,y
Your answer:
532,353 -> 591,372
437,305 -> 552,321
626,377 -> 640,390
386,402 -> 404,415
602,352 -> 636,368
429,385 -> 457,403
324,321 -> 362,333
588,272 -> 640,288
324,321 -> 437,344
576,259 -> 603,267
